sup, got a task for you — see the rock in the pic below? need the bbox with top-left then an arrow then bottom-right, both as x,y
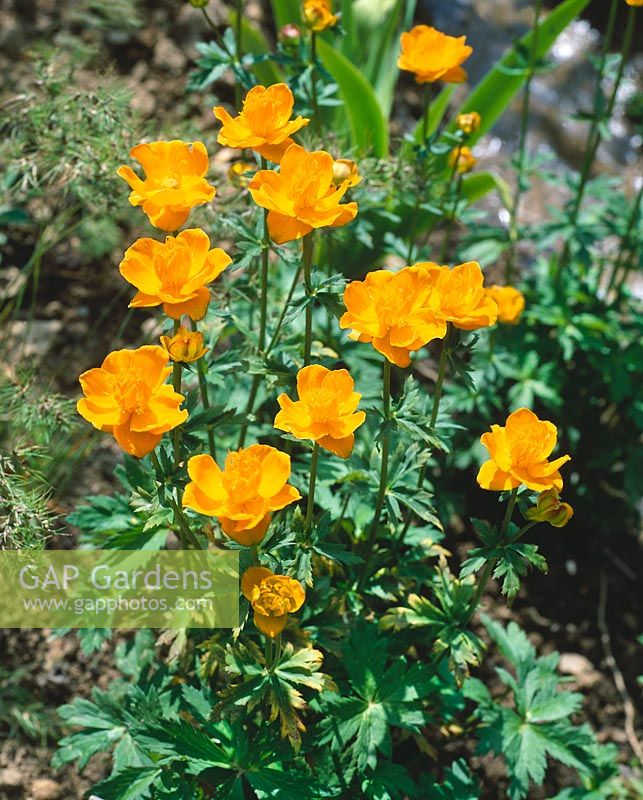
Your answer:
559,652 -> 601,688
0,767 -> 23,788
153,35 -> 188,72
31,778 -> 63,800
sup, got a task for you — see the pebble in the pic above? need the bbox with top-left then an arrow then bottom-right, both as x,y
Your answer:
559,652 -> 601,688
0,767 -> 22,788
31,778 -> 63,800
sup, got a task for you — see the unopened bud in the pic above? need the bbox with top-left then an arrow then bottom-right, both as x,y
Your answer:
160,327 -> 208,363
332,158 -> 361,188
228,161 -> 255,189
279,23 -> 302,48
526,489 -> 574,528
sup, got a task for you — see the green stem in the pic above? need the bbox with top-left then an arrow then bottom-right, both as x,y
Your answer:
464,488 -> 518,622
557,0 -> 628,275
189,320 -> 217,461
311,32 -> 319,133
506,0 -> 542,284
266,263 -> 304,355
151,449 -> 199,549
439,169 -> 463,264
406,86 -> 432,264
394,327 -> 451,552
305,443 -> 320,532
172,319 -> 184,468
149,449 -> 165,505
356,359 -> 392,591
237,374 -> 259,449
234,0 -> 243,107
607,182 -> 642,298
258,158 -> 270,352
302,233 -> 315,366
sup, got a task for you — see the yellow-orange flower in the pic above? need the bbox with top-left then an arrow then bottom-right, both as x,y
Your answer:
183,446 -> 301,545
248,144 -> 358,244
241,567 -> 305,637
332,158 -> 361,188
417,261 -> 498,331
477,408 -> 571,492
625,0 -> 642,6
449,145 -> 476,174
303,0 -> 338,32
275,365 -> 366,458
119,228 -> 231,321
340,267 -> 447,367
457,112 -> 481,134
525,489 -> 574,528
77,346 -> 187,458
117,141 -> 215,231
486,285 -> 525,324
160,327 -> 208,363
213,84 -> 310,164
398,25 -> 472,84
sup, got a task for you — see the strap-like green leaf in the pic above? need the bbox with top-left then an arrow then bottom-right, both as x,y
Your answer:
316,39 -> 389,157
269,0 -> 301,30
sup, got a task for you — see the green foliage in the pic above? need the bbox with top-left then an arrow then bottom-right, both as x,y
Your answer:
319,623 -> 433,775
464,617 -> 602,800
0,666 -> 60,744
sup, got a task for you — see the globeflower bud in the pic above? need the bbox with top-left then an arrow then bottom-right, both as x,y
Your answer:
188,0 -> 210,7
228,161 -> 255,189
525,489 -> 574,528
448,146 -> 476,174
302,0 -> 339,32
457,111 -> 481,134
332,158 -> 361,188
279,23 -> 302,48
160,327 -> 208,363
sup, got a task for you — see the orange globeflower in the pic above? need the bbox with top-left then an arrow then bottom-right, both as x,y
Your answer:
119,228 -> 231,321
486,285 -> 525,324
340,267 -> 447,368
625,0 -> 642,6
275,365 -> 366,458
159,326 -> 208,363
477,408 -> 571,492
457,112 -> 481,134
117,141 -> 215,231
183,446 -> 301,546
418,261 -> 497,331
77,346 -> 187,458
213,84 -> 310,164
241,567 -> 305,637
303,0 -> 339,32
248,144 -> 358,244
398,25 -> 472,84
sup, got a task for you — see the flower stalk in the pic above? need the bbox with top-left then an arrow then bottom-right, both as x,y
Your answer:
394,325 -> 452,552
357,358 -> 392,590
464,487 -> 519,622
303,233 -> 315,366
305,443 -> 321,532
190,319 -> 217,460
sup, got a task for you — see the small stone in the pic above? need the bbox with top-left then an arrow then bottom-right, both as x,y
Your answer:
0,767 -> 22,788
31,778 -> 63,800
559,652 -> 601,688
